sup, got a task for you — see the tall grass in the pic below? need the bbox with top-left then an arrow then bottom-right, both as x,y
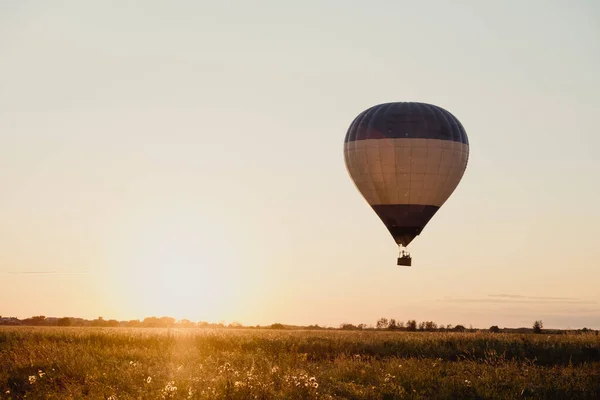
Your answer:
1,327 -> 598,399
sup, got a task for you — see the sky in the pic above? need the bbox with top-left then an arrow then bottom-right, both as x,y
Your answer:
1,0 -> 599,329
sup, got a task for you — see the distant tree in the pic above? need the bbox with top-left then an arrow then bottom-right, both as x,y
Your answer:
127,319 -> 141,327
376,318 -> 389,329
357,323 -> 367,330
25,316 -> 47,326
425,321 -> 438,331
178,319 -> 195,328
418,321 -> 426,331
533,320 -> 543,334
57,317 -> 71,327
159,316 -> 176,328
91,317 -> 107,327
446,324 -> 453,330
340,323 -> 357,330
270,323 -> 285,329
489,325 -> 500,333
453,325 -> 466,332
388,319 -> 398,330
142,317 -> 160,327
406,320 -> 417,331
228,321 -> 243,328
397,321 -> 405,329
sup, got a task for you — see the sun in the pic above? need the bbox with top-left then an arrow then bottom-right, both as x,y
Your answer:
105,216 -> 245,323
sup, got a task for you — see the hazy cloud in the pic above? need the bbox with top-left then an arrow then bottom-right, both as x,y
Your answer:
489,294 -> 579,301
440,295 -> 596,305
6,271 -> 91,275
488,294 -> 527,299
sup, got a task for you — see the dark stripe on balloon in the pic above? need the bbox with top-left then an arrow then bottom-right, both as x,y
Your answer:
345,102 -> 468,145
371,204 -> 440,246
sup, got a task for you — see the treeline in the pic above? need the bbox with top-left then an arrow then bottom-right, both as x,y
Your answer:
339,318 -> 472,332
1,315 -> 597,334
339,318 -> 597,335
0,316 -> 322,330
0,316 -> 238,329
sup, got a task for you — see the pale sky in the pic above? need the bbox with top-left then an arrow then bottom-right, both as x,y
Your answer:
1,1 -> 599,329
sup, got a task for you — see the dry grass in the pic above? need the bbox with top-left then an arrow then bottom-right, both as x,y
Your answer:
1,327 -> 599,399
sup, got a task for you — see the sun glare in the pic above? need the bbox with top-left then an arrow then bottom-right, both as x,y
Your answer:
105,215 -> 246,323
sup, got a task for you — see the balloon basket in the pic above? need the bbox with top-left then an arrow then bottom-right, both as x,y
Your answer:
397,247 -> 412,266
397,256 -> 412,266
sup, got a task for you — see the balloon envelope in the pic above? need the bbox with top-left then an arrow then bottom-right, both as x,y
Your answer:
343,102 -> 469,246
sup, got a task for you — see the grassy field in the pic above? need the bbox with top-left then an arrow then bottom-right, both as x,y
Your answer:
1,327 -> 599,399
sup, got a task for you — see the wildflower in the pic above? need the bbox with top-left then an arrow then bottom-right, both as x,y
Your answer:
218,362 -> 233,374
38,369 -> 45,377
5,390 -> 10,394
165,381 -> 177,392
147,376 -> 152,383
271,366 -> 279,373
313,382 -> 319,389
464,379 -> 472,386
29,375 -> 37,384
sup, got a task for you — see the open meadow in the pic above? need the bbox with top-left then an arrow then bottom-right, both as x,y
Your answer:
1,327 -> 599,399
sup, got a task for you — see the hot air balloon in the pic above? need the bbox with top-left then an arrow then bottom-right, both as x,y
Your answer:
343,102 -> 469,266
